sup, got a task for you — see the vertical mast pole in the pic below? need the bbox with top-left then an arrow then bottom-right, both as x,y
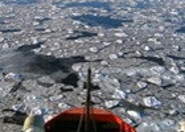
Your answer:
85,68 -> 91,132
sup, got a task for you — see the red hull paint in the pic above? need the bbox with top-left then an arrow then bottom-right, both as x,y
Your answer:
45,107 -> 136,132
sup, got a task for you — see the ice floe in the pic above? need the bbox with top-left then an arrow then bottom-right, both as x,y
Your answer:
143,96 -> 161,107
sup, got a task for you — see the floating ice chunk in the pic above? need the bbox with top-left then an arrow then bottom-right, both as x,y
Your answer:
0,81 -> 17,100
72,12 -> 81,16
170,10 -> 178,15
49,95 -> 63,103
136,122 -> 160,132
67,29 -> 74,34
118,52 -> 124,56
131,37 -> 136,41
30,107 -> 43,115
98,33 -> 105,37
0,36 -> 4,42
127,110 -> 141,120
2,43 -> 10,49
172,45 -> 180,51
45,29 -> 52,33
136,41 -> 141,45
89,46 -> 99,53
162,72 -> 174,81
169,65 -> 180,74
33,21 -> 40,26
103,41 -> 111,46
119,108 -> 126,113
58,102 -> 71,110
148,38 -> 157,42
125,89 -> 132,94
150,66 -> 166,75
178,95 -> 185,103
109,54 -> 118,60
2,43 -> 9,49
159,119 -> 177,131
37,76 -> 55,87
137,120 -> 177,132
115,39 -> 123,44
135,50 -> 142,55
32,38 -> 39,45
124,118 -> 133,124
147,77 -> 162,86
0,88 -> 6,99
168,109 -> 178,116
94,74 -> 121,90
178,120 -> 185,132
125,68 -> 139,76
24,95 -> 46,109
162,119 -> 176,126
137,81 -> 148,89
154,41 -> 162,45
176,74 -> 185,82
104,100 -> 119,109
154,33 -> 163,37
34,16 -> 48,21
144,45 -> 151,51
72,64 -> 82,71
12,103 -> 26,112
109,77 -> 120,88
4,72 -> 24,82
74,39 -> 83,43
93,73 -> 103,83
158,26 -> 165,32
100,60 -> 109,66
111,89 -> 126,99
114,32 -> 128,38
143,96 -> 161,107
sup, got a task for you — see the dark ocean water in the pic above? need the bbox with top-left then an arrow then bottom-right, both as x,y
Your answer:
0,0 -> 39,5
0,0 -> 151,9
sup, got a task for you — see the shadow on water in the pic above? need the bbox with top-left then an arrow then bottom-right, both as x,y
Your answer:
66,30 -> 97,40
175,26 -> 185,33
0,44 -> 101,87
136,1 -> 149,9
0,28 -> 22,33
135,1 -> 159,9
0,18 -> 6,25
72,15 -> 133,29
34,17 -> 51,25
55,1 -> 111,11
134,56 -> 165,66
1,0 -> 39,5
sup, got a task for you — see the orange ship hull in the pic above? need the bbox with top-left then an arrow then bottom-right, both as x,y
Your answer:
45,107 -> 136,132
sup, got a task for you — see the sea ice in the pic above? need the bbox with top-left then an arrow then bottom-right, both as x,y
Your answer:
12,103 -> 26,112
104,100 -> 119,109
49,95 -> 64,103
0,36 -> 4,42
147,76 -> 162,86
169,64 -> 180,74
58,102 -> 71,110
178,95 -> 185,104
4,72 -> 24,82
136,120 -> 177,132
89,46 -> 99,53
150,66 -> 166,75
111,89 -> 126,99
109,54 -> 118,60
114,32 -> 128,38
137,81 -> 148,89
127,110 -> 141,121
143,96 -> 161,107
